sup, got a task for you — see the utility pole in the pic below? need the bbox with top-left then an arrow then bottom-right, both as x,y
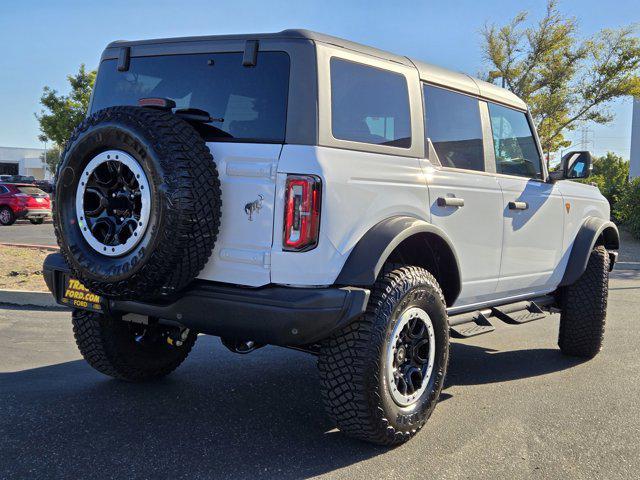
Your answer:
631,97 -> 640,179
579,126 -> 593,151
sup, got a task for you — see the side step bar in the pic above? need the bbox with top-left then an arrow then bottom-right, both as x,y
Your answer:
449,295 -> 557,338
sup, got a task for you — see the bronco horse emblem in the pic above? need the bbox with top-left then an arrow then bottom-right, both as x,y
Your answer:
244,194 -> 264,221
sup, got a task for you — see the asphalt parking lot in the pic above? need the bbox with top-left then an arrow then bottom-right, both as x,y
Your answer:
1,269 -> 639,480
0,220 -> 56,247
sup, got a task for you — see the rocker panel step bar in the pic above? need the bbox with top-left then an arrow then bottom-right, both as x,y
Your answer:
450,311 -> 495,338
448,295 -> 556,338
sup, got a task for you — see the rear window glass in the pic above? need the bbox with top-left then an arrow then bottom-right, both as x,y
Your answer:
17,186 -> 45,195
91,52 -> 290,143
330,58 -> 411,148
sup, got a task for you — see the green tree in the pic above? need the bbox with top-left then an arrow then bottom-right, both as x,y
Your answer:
35,64 -> 96,172
481,0 -> 640,157
39,145 -> 62,176
587,152 -> 629,220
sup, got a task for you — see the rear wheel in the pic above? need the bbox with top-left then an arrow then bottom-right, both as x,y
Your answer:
318,265 -> 449,446
0,207 -> 15,226
72,309 -> 197,381
29,218 -> 45,225
558,245 -> 610,358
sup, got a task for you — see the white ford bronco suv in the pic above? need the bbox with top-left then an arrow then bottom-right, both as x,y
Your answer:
43,30 -> 619,446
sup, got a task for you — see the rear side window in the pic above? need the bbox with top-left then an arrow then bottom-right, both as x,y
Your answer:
330,58 -> 411,148
91,52 -> 290,143
0,185 -> 7,194
488,103 -> 542,179
423,85 -> 484,171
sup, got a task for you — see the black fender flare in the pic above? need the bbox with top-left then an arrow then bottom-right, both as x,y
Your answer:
335,216 -> 462,302
559,217 -> 619,287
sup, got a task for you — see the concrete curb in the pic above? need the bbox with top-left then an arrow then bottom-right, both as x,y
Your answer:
0,289 -> 67,309
0,242 -> 58,251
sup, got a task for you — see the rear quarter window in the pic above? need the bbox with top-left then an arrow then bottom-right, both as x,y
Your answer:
91,52 -> 290,143
330,58 -> 411,148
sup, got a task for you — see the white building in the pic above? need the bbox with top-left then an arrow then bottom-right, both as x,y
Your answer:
0,146 -> 51,180
631,98 -> 640,179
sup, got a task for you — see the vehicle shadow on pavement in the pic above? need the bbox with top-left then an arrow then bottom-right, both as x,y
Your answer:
446,342 -> 586,387
0,336 -> 587,479
0,336 -> 386,479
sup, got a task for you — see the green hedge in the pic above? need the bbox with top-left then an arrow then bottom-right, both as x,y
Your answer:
616,177 -> 640,238
583,152 -> 638,238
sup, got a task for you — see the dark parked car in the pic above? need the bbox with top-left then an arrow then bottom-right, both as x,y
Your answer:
35,179 -> 54,193
1,175 -> 36,184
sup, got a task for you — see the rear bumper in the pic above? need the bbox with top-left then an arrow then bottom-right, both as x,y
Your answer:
43,253 -> 369,346
15,208 -> 51,219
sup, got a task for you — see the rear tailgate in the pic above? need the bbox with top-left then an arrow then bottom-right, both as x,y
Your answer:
197,143 -> 281,286
90,46 -> 295,287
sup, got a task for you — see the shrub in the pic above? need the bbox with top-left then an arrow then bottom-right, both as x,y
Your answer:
590,152 -> 630,222
616,177 -> 640,238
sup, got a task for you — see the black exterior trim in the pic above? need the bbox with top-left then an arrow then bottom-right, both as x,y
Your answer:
43,253 -> 369,346
242,40 -> 259,66
117,47 -> 130,72
335,216 -> 462,299
559,217 -> 619,287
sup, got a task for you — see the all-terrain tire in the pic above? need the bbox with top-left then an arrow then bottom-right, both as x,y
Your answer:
558,245 -> 610,358
318,265 -> 449,446
54,106 -> 221,300
72,309 -> 197,381
0,206 -> 15,226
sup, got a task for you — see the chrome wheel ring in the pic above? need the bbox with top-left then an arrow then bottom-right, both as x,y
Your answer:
386,306 -> 436,407
75,150 -> 151,257
0,209 -> 10,224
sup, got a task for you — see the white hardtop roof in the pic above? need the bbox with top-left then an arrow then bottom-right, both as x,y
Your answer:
108,29 -> 528,111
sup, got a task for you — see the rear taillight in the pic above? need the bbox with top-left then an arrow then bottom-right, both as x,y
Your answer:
283,175 -> 321,251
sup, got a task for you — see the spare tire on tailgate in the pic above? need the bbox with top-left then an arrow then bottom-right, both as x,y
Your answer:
54,106 -> 221,300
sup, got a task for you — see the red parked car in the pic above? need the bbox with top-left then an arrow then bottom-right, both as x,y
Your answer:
0,183 -> 51,226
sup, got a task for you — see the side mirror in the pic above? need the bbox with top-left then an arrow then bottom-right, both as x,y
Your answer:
549,151 -> 593,182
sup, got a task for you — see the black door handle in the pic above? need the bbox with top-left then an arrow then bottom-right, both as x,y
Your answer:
508,201 -> 529,210
437,197 -> 465,207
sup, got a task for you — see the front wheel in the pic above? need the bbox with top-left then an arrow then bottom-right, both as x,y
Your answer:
0,207 -> 15,226
72,309 -> 197,381
318,265 -> 449,446
558,245 -> 610,358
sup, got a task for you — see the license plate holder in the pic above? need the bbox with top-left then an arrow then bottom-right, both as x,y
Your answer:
59,275 -> 103,312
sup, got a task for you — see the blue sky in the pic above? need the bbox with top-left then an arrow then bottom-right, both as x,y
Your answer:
0,0 -> 637,157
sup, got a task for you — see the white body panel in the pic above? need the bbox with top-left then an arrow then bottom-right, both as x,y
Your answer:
271,145 -> 429,286
195,141 -> 609,309
495,177 -> 565,297
197,142 -> 281,287
424,166 -> 503,307
557,180 -> 610,264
